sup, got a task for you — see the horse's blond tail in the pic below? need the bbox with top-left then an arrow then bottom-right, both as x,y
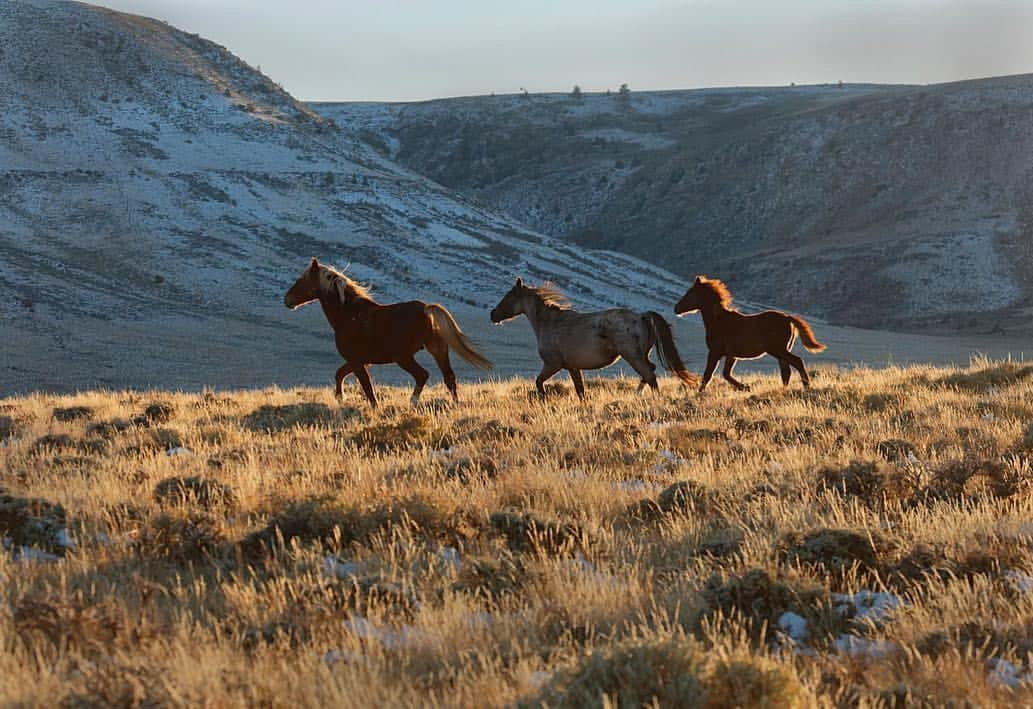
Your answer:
426,304 -> 494,370
788,315 -> 826,352
645,312 -> 699,387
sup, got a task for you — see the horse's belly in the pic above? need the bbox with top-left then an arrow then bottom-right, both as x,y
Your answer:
737,349 -> 767,360
567,352 -> 620,370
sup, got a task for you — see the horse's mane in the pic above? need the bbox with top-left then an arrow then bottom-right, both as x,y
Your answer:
698,277 -> 734,308
319,263 -> 374,303
527,282 -> 571,310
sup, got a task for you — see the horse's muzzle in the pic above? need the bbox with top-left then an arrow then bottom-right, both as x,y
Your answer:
489,309 -> 501,324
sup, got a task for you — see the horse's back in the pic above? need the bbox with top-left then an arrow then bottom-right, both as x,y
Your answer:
538,307 -> 651,370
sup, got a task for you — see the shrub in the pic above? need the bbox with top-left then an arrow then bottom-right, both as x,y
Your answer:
143,402 -> 175,423
780,528 -> 897,574
242,403 -> 348,433
534,637 -> 706,708
348,415 -> 432,452
0,489 -> 68,554
153,476 -> 237,510
940,362 -> 1033,391
134,512 -> 226,562
490,511 -> 587,556
0,415 -> 15,441
704,657 -> 805,708
53,405 -> 94,422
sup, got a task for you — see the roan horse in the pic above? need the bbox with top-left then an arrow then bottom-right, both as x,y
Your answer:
284,258 -> 492,407
490,278 -> 697,398
674,276 -> 825,392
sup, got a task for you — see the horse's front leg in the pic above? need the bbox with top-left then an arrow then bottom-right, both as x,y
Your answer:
334,362 -> 355,401
699,352 -> 721,393
566,368 -> 586,399
535,362 -> 562,398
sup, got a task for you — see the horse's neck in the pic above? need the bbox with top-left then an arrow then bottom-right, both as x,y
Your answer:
700,302 -> 731,328
524,296 -> 557,337
318,295 -> 373,330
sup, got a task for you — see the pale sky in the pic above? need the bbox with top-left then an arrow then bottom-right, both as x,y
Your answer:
94,1 -> 1033,102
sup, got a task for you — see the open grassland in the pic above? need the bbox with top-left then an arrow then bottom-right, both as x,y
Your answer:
2,358 -> 1033,707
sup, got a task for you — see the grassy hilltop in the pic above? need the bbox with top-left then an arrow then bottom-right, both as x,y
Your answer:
2,359 -> 1033,706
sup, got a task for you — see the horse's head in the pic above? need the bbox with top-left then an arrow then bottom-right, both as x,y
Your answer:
674,276 -> 706,315
490,277 -> 528,323
284,257 -> 322,309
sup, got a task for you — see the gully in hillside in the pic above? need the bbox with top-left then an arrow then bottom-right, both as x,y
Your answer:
490,277 -> 698,399
674,276 -> 825,392
284,258 -> 492,407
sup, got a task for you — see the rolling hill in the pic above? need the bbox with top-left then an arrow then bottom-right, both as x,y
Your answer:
317,78 -> 1033,332
0,0 -> 701,394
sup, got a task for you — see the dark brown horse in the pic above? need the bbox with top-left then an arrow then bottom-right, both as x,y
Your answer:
284,258 -> 492,407
674,276 -> 825,392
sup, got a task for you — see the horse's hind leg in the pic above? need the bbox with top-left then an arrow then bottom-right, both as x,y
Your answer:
625,354 -> 659,393
777,359 -> 792,386
567,368 -> 586,399
353,364 -> 379,408
787,353 -> 811,387
396,355 -> 431,406
722,357 -> 750,391
772,350 -> 810,388
426,337 -> 458,401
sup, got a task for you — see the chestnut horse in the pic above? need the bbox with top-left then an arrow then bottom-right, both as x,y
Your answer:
284,258 -> 492,407
674,276 -> 825,392
490,277 -> 697,398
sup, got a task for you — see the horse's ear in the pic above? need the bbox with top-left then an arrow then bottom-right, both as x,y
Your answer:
694,276 -> 702,284
309,257 -> 319,270
515,277 -> 523,288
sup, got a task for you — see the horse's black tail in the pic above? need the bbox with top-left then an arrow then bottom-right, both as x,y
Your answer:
644,312 -> 699,387
788,315 -> 826,353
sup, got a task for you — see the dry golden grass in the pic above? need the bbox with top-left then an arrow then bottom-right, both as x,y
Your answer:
2,357 -> 1033,707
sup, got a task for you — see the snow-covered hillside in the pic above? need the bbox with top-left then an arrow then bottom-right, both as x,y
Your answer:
318,79 -> 1033,332
0,0 -> 701,393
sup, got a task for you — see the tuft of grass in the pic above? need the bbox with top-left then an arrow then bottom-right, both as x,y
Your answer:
490,511 -> 588,556
242,402 -> 352,433
940,360 -> 1033,391
780,527 -> 898,575
153,476 -> 237,510
52,405 -> 95,422
534,637 -> 707,708
0,489 -> 68,553
348,415 -> 434,452
705,656 -> 805,708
